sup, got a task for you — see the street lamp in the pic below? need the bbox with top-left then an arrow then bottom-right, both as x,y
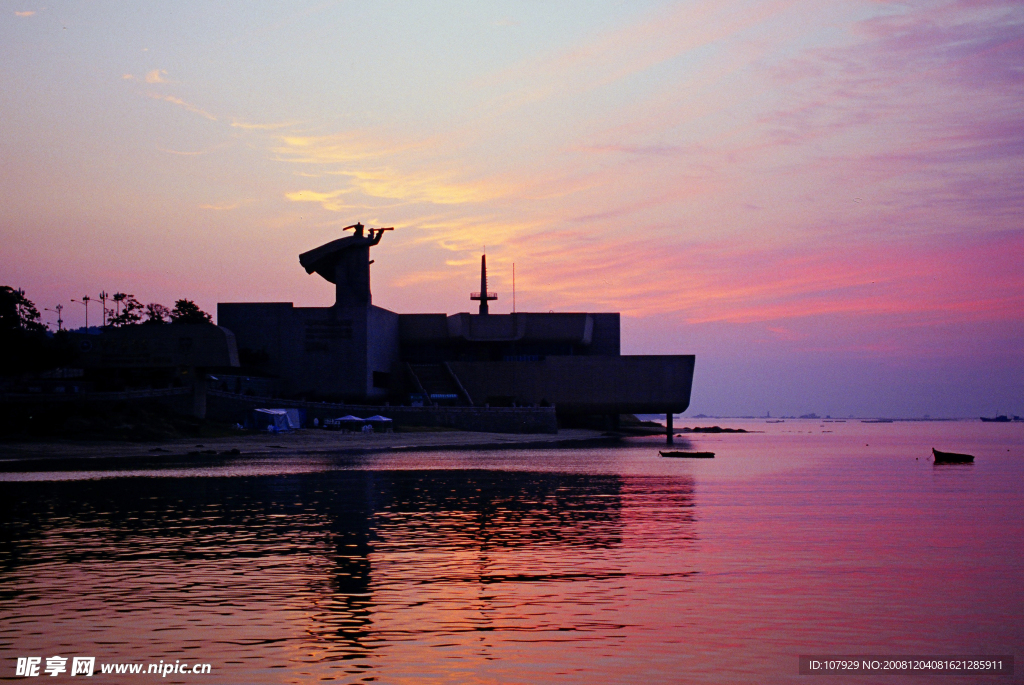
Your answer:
72,295 -> 91,330
45,304 -> 64,331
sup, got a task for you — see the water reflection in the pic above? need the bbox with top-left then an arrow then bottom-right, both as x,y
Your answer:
0,467 -> 698,682
5,427 -> 1021,684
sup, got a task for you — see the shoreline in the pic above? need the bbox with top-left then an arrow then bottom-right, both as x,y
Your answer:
0,428 -> 621,465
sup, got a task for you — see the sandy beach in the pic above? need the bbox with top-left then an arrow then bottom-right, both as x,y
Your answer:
0,427 -> 618,463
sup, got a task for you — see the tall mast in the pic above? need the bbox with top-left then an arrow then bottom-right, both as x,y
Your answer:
470,253 -> 498,315
480,254 -> 489,315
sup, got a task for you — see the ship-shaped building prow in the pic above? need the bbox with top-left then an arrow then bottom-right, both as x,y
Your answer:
218,228 -> 694,419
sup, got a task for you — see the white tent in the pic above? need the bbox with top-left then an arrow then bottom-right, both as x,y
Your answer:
363,415 -> 393,433
253,408 -> 302,431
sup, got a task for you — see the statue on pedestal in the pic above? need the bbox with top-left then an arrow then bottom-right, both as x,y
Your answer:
299,223 -> 393,307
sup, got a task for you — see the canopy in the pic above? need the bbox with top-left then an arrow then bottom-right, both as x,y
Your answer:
336,415 -> 365,422
365,415 -> 393,422
254,408 -> 302,430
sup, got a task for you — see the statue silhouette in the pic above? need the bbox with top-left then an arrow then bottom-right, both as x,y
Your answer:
299,223 -> 392,307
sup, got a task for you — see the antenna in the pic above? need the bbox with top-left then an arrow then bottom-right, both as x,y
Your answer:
469,253 -> 497,315
98,291 -> 108,326
512,263 -> 516,314
45,304 -> 64,331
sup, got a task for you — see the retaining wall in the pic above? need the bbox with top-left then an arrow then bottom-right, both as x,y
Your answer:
206,390 -> 558,434
0,388 -> 195,416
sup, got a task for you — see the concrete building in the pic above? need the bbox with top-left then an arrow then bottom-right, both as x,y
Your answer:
218,225 -> 694,420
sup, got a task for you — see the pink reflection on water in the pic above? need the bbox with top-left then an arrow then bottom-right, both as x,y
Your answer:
0,421 -> 1020,683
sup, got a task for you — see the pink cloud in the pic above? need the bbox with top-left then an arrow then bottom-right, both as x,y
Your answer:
497,222 -> 1023,338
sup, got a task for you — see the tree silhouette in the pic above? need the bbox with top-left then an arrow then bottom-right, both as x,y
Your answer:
108,295 -> 143,327
170,299 -> 213,325
143,303 -> 171,324
0,286 -> 46,334
0,286 -> 68,376
111,292 -> 127,321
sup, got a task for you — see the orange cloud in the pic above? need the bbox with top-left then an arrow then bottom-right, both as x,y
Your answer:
273,131 -> 421,164
396,215 -> 544,257
284,189 -> 355,212
342,169 -> 508,205
15,10 -> 35,17
145,69 -> 168,84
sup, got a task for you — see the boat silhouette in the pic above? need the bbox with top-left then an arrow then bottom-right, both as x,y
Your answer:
932,448 -> 974,464
660,451 -> 715,459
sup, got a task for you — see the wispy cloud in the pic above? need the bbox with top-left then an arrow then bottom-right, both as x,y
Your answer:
475,0 -> 797,113
273,131 -> 424,164
145,69 -> 168,84
484,223 -> 1024,333
147,93 -> 217,121
761,1 -> 1024,146
273,125 -> 526,209
286,168 -> 508,208
284,189 -> 355,212
408,215 -> 544,253
14,10 -> 35,17
231,120 -> 297,130
342,169 -> 508,205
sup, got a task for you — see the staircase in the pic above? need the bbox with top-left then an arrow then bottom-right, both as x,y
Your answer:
407,363 -> 473,406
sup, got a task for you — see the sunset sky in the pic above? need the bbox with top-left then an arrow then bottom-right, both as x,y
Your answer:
2,1 -> 1021,417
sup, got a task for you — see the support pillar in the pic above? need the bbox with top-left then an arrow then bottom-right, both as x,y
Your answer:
192,375 -> 207,420
666,412 -> 673,445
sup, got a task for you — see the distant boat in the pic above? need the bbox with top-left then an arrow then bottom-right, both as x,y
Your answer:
766,419 -> 785,423
862,419 -> 893,423
660,451 -> 715,458
932,448 -> 974,464
980,415 -> 1010,422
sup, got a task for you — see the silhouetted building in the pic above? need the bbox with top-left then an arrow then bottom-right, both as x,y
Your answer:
218,225 -> 694,418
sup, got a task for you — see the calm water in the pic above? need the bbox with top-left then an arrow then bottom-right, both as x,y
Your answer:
1,420 -> 1022,684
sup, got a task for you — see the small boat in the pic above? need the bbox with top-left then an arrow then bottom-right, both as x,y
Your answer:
932,448 -> 974,464
660,451 -> 715,458
980,415 -> 1010,422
